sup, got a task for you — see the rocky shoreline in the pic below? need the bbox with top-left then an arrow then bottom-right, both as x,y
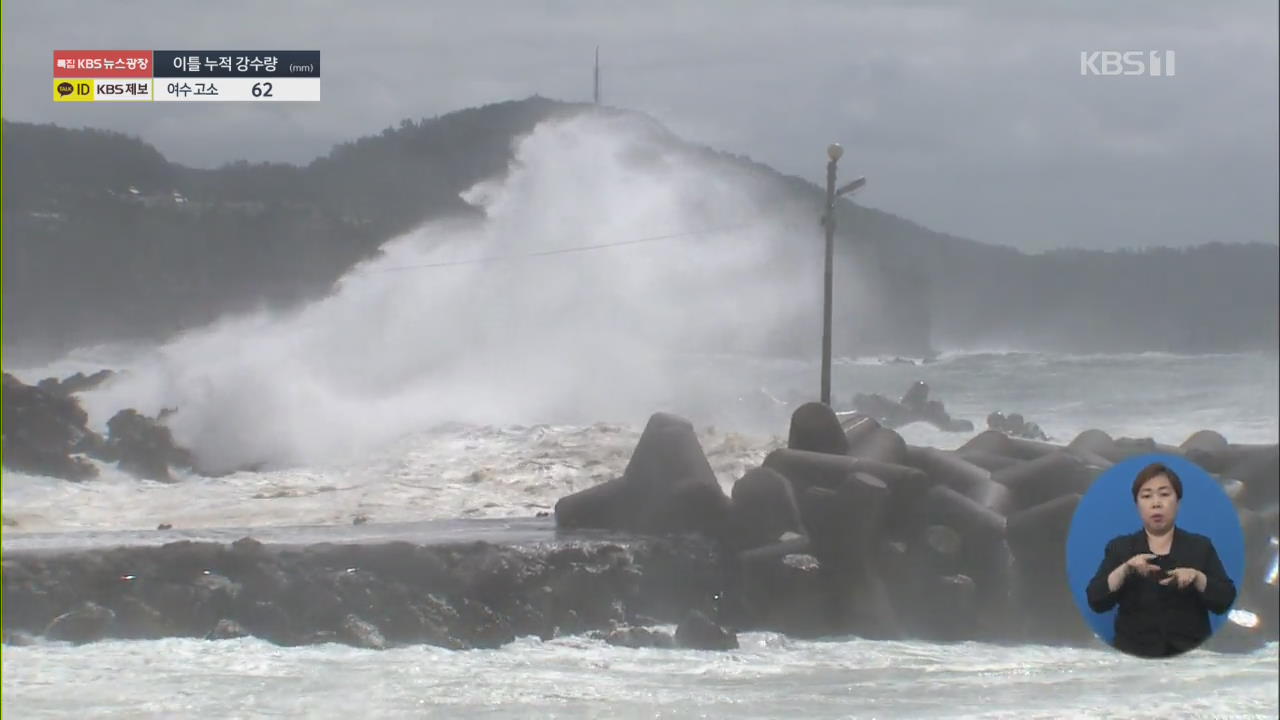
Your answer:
2,371 -> 198,482
3,405 -> 1276,654
2,532 -> 729,650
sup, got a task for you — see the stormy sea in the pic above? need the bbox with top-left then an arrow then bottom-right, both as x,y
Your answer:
3,350 -> 1278,719
3,114 -> 1277,718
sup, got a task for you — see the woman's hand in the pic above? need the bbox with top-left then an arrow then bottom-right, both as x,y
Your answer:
1160,567 -> 1206,591
1108,553 -> 1162,592
1124,553 -> 1162,577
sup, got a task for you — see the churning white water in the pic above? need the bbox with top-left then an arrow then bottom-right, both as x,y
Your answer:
3,352 -> 1277,717
3,634 -> 1276,719
44,112 -> 837,476
3,350 -> 1276,534
2,350 -> 1275,534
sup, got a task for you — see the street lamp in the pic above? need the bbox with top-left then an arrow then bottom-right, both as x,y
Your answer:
820,143 -> 866,406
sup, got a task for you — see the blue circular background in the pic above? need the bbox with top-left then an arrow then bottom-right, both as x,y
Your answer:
1065,453 -> 1245,645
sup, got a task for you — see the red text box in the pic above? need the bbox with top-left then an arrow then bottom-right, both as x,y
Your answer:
54,50 -> 153,78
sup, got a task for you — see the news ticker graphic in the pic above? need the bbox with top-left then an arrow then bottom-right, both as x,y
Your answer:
53,50 -> 320,102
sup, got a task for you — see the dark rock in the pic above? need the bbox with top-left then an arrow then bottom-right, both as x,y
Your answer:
901,380 -> 929,409
956,450 -> 1022,473
298,631 -> 339,645
727,467 -> 806,551
733,540 -> 827,636
554,609 -> 582,638
2,535 -> 722,650
799,474 -> 890,564
959,430 -> 1057,462
1006,493 -> 1081,567
555,412 -> 729,538
640,479 -> 731,537
787,402 -> 850,455
157,523 -> 173,530
1068,429 -> 1116,459
195,572 -> 243,601
1198,440 -> 1280,474
853,382 -> 973,432
623,412 -> 717,491
1005,494 -> 1091,645
922,486 -> 1005,547
603,626 -> 675,649
206,618 -> 249,640
231,536 -> 267,557
1183,435 -> 1266,474
455,599 -> 516,649
44,602 -> 115,643
923,524 -> 963,557
1088,436 -> 1184,464
504,597 -> 550,640
992,452 -> 1098,513
38,370 -> 116,396
763,448 -> 928,497
841,414 -> 881,452
112,596 -> 171,639
916,574 -> 978,642
1,372 -> 101,480
675,609 -> 738,650
959,430 -> 1017,458
919,485 -> 1010,631
340,614 -> 389,649
554,478 -> 630,530
2,374 -> 203,483
623,539 -> 724,624
105,409 -> 196,482
878,540 -> 933,638
796,476 -> 900,640
1181,429 -> 1230,457
905,446 -> 1010,514
1068,448 -> 1114,470
414,595 -> 467,649
764,448 -> 933,536
240,600 -> 293,644
986,412 -> 1050,441
846,423 -> 907,466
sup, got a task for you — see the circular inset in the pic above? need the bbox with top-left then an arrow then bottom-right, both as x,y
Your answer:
1065,453 -> 1245,658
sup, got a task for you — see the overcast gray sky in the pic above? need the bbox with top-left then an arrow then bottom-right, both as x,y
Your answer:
3,0 -> 1277,251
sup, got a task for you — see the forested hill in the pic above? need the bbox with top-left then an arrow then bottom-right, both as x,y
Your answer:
2,97 -> 1276,364
2,98 -> 585,363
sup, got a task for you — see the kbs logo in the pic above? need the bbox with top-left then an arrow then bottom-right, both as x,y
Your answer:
95,81 -> 151,100
53,50 -> 152,78
1080,51 -> 1176,77
54,79 -> 94,102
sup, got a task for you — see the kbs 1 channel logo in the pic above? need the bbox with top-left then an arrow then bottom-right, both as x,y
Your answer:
1080,50 -> 1176,77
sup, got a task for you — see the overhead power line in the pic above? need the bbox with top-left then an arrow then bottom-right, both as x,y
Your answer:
360,222 -> 769,274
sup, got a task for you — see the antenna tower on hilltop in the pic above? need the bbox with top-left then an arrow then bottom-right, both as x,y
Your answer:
593,46 -> 601,104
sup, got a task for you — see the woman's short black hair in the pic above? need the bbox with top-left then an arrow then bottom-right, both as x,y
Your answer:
1132,462 -> 1183,501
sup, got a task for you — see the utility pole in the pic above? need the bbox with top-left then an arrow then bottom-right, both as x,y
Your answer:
820,143 -> 867,406
593,46 -> 600,104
